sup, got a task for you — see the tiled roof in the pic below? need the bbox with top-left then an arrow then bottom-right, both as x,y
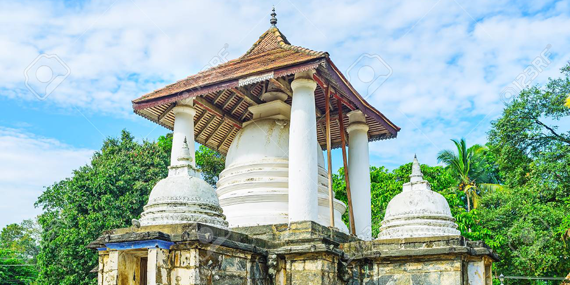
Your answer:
133,27 -> 326,104
131,25 -> 400,154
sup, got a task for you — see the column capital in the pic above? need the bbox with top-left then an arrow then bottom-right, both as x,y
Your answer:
347,110 -> 366,124
291,70 -> 317,92
347,122 -> 369,133
172,104 -> 196,117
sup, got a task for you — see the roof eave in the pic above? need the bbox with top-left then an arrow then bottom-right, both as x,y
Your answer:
322,58 -> 401,136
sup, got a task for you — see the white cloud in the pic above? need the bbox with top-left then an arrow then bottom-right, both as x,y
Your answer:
0,0 -> 569,168
0,127 -> 93,228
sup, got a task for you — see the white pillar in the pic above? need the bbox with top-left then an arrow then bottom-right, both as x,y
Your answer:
171,104 -> 196,167
288,70 -> 319,224
347,110 -> 371,240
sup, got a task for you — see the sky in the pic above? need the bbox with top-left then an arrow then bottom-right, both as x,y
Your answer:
0,0 -> 569,228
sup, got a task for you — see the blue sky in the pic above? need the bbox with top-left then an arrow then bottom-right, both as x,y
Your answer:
1,0 -> 569,228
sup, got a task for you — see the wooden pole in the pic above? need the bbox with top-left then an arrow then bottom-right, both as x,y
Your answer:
337,98 -> 356,235
325,86 -> 335,228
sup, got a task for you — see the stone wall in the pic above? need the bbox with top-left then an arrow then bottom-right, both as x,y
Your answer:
90,222 -> 497,285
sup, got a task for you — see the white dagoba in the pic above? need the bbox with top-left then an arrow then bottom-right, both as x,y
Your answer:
139,139 -> 228,228
216,80 -> 349,233
347,110 -> 372,240
288,70 -> 319,223
377,156 -> 460,239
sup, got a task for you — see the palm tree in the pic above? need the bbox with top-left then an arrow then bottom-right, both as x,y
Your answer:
437,139 -> 499,213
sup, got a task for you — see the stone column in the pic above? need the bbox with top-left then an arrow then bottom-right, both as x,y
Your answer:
147,248 -> 170,285
102,251 -> 119,285
288,70 -> 319,223
171,103 -> 196,167
347,110 -> 372,240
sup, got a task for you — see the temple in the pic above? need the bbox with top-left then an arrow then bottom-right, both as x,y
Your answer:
89,8 -> 497,285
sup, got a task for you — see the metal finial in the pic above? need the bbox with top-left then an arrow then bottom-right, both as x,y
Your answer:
270,7 -> 277,27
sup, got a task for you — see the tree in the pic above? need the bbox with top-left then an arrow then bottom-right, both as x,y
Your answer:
437,139 -> 501,212
35,130 -> 170,285
34,131 -> 227,285
0,219 -> 40,285
482,63 -> 570,282
0,249 -> 37,285
1,219 -> 40,261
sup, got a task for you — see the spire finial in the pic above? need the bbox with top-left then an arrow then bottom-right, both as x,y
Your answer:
410,155 -> 423,183
270,6 -> 277,27
178,137 -> 192,162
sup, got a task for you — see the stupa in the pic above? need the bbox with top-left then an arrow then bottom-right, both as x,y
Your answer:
138,138 -> 228,228
378,156 -> 461,239
89,8 -> 497,285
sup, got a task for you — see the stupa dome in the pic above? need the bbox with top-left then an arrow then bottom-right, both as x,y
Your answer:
139,140 -> 228,228
377,156 -> 460,239
217,95 -> 348,233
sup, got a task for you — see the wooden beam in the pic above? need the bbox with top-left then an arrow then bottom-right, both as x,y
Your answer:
204,119 -> 224,144
269,78 -> 292,97
157,103 -> 176,122
229,98 -> 245,115
222,93 -> 236,110
194,97 -> 242,129
337,98 -> 356,236
193,109 -> 208,129
325,86 -> 335,228
232,87 -> 262,106
217,125 -> 235,151
196,115 -> 216,140
213,90 -> 226,105
333,92 -> 356,111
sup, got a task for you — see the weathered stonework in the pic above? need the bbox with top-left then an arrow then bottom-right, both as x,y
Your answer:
89,221 -> 497,285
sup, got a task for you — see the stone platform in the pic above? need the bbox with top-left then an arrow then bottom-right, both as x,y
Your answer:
89,221 -> 497,285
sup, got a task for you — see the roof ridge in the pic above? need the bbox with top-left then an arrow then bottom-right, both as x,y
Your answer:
241,27 -> 327,59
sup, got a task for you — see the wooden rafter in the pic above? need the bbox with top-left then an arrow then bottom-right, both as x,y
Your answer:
157,103 -> 176,122
269,78 -> 292,97
194,97 -> 241,129
229,98 -> 245,115
196,115 -> 216,139
217,125 -> 235,151
193,109 -> 208,129
204,119 -> 224,144
222,93 -> 236,110
232,87 -> 262,105
213,90 -> 226,105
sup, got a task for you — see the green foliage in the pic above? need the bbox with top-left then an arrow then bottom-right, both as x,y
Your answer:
34,130 -> 169,285
0,220 -> 40,284
437,139 -> 502,212
195,145 -> 226,187
0,249 -> 37,285
1,220 -> 40,262
482,63 -> 570,282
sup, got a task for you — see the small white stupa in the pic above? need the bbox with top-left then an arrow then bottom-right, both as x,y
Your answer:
377,156 -> 460,239
139,138 -> 228,228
